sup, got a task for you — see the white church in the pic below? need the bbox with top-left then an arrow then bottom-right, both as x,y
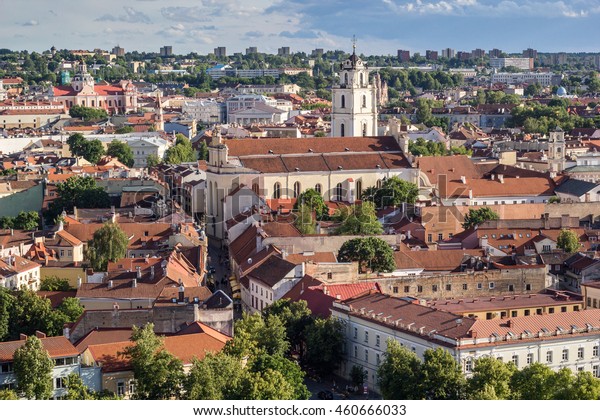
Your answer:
204,47 -> 415,241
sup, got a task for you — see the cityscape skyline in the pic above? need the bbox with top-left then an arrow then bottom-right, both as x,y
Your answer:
2,0 -> 600,55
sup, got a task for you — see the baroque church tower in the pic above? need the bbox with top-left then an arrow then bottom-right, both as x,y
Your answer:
330,38 -> 378,137
548,126 -> 566,177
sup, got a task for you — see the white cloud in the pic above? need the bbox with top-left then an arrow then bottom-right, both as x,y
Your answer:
96,6 -> 152,23
22,20 -> 39,27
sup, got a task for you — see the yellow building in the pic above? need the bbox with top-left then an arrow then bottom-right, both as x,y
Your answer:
582,281 -> 600,309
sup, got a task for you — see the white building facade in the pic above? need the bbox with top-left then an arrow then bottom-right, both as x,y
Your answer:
331,49 -> 378,138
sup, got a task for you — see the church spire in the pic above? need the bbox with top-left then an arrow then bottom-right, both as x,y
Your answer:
352,35 -> 357,56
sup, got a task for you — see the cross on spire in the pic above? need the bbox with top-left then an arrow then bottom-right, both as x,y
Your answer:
352,35 -> 357,55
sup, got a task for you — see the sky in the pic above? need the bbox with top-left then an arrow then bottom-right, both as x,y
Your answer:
2,0 -> 600,55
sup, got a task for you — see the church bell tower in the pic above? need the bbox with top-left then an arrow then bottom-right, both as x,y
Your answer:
330,37 -> 378,137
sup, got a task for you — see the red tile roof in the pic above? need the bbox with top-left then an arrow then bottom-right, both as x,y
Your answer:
0,336 -> 78,362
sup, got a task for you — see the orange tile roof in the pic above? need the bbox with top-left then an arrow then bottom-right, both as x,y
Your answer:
285,252 -> 337,265
0,336 -> 78,362
468,309 -> 600,339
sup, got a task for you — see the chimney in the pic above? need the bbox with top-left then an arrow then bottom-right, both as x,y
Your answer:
77,276 -> 82,289
150,265 -> 155,278
132,277 -> 137,288
507,319 -> 513,328
35,331 -> 46,339
137,266 -> 142,280
19,333 -> 27,341
490,173 -> 495,181
498,174 -> 504,183
179,282 -> 185,302
407,230 -> 412,239
108,280 -> 113,289
460,176 -> 466,184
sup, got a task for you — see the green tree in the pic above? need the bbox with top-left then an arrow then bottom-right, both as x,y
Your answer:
303,317 -> 344,375
197,140 -> 208,161
40,276 -> 72,291
0,288 -> 14,341
556,229 -> 580,253
56,297 -> 84,323
224,312 -> 289,359
587,73 -> 600,94
14,211 -> 39,230
244,369 -> 295,399
0,389 -> 18,400
86,222 -> 129,271
462,207 -> 500,229
377,340 -> 423,400
362,176 -> 418,207
13,335 -> 54,399
145,154 -> 161,168
420,348 -> 465,399
334,202 -> 383,235
294,188 -> 329,220
107,140 -> 134,167
115,126 -> 134,134
294,204 -> 316,234
122,323 -> 185,400
263,299 -> 313,355
510,362 -> 556,400
251,353 -> 310,399
415,99 -> 432,124
524,82 -> 542,97
350,364 -> 368,388
8,289 -> 66,339
185,352 -> 247,399
165,135 -> 196,164
67,133 -> 86,156
64,374 -> 97,400
467,357 -> 516,400
337,237 -> 396,273
69,105 -> 108,121
80,139 -> 105,164
0,216 -> 15,229
558,371 -> 600,400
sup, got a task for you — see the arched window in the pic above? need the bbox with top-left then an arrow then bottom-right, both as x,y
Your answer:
273,182 -> 281,199
344,73 -> 348,85
362,123 -> 367,137
340,123 -> 345,137
376,179 -> 382,189
362,95 -> 367,108
293,181 -> 301,198
315,184 -> 322,194
341,95 -> 345,108
360,73 -> 364,86
336,183 -> 343,201
356,180 -> 362,200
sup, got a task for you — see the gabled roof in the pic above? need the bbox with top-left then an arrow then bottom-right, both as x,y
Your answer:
0,336 -> 78,362
247,255 -> 298,288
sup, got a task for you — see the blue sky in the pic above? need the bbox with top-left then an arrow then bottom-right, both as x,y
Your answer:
2,0 -> 600,55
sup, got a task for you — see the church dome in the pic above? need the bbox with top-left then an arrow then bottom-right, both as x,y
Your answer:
556,86 -> 567,96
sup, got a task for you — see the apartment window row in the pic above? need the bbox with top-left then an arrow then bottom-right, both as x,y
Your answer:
54,357 -> 78,366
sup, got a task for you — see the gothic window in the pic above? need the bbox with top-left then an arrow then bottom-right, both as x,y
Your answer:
341,95 -> 346,108
336,183 -> 343,201
315,184 -> 322,194
362,95 -> 367,108
340,123 -> 345,137
293,181 -> 301,198
273,182 -> 281,199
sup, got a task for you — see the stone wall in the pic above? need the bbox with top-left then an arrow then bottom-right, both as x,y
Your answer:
68,304 -> 233,342
376,266 -> 549,300
262,234 -> 400,255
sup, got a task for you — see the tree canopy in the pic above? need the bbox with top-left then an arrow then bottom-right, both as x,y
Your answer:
86,222 -> 129,271
121,323 -> 184,400
165,135 -> 196,164
377,340 -> 422,399
337,237 -> 396,273
69,105 -> 108,121
334,202 -> 383,235
362,176 -> 418,208
294,204 -> 316,235
294,188 -> 329,220
556,229 -> 580,253
0,211 -> 39,230
13,335 -> 54,399
303,317 -> 345,376
107,140 -> 134,167
47,175 -> 110,223
462,207 -> 500,229
67,133 -> 104,164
